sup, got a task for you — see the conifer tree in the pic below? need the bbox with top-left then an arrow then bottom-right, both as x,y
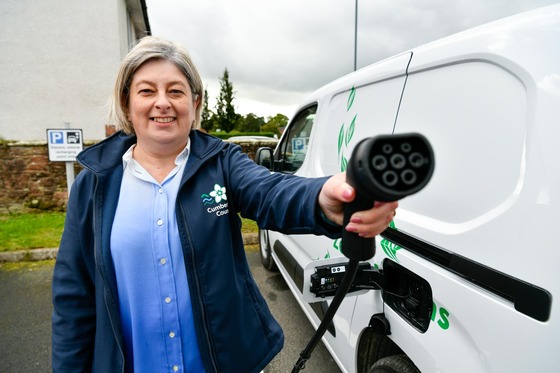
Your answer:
200,88 -> 214,132
215,68 -> 239,133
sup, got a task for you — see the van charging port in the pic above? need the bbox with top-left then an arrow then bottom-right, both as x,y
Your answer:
310,259 -> 433,333
382,259 -> 432,333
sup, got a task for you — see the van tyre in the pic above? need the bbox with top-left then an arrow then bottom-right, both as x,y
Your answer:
259,229 -> 277,271
369,355 -> 420,373
357,330 -> 404,372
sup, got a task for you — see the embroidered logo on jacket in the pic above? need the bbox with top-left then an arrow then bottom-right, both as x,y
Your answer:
201,184 -> 229,216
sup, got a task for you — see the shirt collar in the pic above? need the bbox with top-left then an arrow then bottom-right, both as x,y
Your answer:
122,141 -> 190,183
122,141 -> 190,168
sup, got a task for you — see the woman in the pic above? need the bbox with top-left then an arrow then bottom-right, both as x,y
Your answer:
52,36 -> 397,373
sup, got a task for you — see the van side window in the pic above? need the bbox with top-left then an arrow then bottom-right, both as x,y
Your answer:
275,105 -> 317,173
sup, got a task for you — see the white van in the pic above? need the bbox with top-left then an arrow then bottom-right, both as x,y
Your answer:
257,5 -> 559,373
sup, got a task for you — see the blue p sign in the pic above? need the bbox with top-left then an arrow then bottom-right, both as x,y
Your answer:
49,131 -> 64,144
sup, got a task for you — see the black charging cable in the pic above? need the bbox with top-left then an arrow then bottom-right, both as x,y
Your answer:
292,259 -> 359,372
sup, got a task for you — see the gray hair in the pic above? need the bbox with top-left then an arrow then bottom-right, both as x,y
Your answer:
109,36 -> 204,134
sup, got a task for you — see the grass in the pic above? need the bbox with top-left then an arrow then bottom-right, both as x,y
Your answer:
241,217 -> 258,234
0,259 -> 55,271
0,211 -> 259,252
0,212 -> 66,252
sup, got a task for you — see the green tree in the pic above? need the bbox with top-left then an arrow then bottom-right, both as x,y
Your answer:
215,68 -> 239,133
200,88 -> 214,132
236,113 -> 265,132
262,113 -> 288,136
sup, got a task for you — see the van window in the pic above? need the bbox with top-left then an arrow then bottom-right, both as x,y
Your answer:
275,105 -> 317,173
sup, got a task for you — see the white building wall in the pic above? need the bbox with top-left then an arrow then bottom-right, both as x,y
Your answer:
0,0 -> 142,141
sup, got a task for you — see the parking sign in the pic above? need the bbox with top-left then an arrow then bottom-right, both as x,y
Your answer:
46,129 -> 83,161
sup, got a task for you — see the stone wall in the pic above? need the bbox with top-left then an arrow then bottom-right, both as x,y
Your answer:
0,138 -> 278,213
0,142 -> 83,213
223,139 -> 278,161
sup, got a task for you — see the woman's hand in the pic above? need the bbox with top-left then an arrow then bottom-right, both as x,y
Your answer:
318,173 -> 398,238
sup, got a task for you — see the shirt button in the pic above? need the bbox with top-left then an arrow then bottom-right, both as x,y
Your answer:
169,331 -> 175,338
157,219 -> 163,226
165,297 -> 172,304
172,366 -> 179,372
160,258 -> 167,265
159,188 -> 163,194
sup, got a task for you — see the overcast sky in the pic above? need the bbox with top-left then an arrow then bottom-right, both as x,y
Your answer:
145,0 -> 557,119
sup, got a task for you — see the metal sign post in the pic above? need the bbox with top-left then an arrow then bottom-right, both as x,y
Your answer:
46,126 -> 83,194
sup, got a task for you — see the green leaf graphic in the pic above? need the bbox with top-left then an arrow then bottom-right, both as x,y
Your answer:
341,156 -> 348,172
381,239 -> 401,263
333,238 -> 342,252
346,114 -> 357,147
338,124 -> 345,158
380,221 -> 399,261
347,86 -> 356,112
380,238 -> 401,262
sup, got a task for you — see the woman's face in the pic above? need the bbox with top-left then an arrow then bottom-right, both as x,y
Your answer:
127,59 -> 198,151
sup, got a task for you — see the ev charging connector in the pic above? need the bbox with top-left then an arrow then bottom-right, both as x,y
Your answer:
342,133 -> 434,261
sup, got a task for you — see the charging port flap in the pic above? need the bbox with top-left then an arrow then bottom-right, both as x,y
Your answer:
382,259 -> 433,333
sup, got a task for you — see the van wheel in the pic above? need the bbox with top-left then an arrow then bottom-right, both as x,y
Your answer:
357,329 -> 404,372
368,355 -> 420,373
259,229 -> 277,271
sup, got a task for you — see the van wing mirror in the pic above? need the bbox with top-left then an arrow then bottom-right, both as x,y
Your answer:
256,147 -> 274,170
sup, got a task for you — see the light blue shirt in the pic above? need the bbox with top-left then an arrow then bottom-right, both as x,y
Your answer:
111,143 -> 205,373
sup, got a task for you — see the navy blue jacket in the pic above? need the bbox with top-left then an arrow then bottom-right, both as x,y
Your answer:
52,130 -> 340,372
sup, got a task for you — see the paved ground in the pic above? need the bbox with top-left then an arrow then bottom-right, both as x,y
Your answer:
246,250 -> 341,373
0,251 -> 341,373
0,260 -> 53,372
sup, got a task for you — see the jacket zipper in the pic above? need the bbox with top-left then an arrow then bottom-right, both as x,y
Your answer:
179,202 -> 220,372
92,172 -> 126,373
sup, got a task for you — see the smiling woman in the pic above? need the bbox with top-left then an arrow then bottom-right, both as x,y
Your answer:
51,36 -> 396,373
127,59 -> 200,182
106,37 -> 204,184
110,37 -> 204,134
